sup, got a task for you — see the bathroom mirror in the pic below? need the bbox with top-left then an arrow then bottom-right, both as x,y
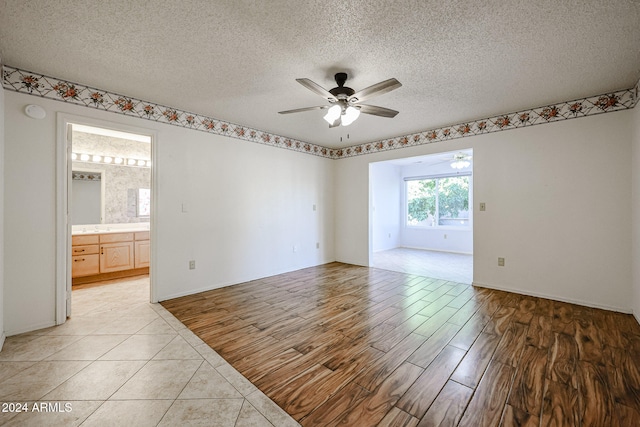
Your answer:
71,169 -> 105,224
71,125 -> 151,225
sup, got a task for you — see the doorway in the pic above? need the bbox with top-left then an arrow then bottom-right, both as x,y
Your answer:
56,116 -> 156,324
369,149 -> 473,283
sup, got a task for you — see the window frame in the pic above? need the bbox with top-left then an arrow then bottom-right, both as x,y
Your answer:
404,172 -> 472,229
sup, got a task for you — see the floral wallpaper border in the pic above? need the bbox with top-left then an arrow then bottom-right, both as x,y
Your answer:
2,65 -> 332,158
334,81 -> 639,159
72,172 -> 101,181
3,65 -> 638,160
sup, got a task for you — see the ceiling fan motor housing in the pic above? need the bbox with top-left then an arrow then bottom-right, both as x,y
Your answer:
329,72 -> 355,99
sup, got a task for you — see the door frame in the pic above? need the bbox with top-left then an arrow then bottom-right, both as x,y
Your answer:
55,113 -> 158,324
367,149 -> 474,274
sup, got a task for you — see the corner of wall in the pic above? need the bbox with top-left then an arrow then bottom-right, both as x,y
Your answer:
0,85 -> 5,349
632,83 -> 640,326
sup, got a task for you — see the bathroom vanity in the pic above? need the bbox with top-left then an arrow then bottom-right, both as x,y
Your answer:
72,226 -> 150,284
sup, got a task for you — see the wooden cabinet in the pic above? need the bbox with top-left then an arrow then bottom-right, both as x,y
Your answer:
72,254 -> 100,277
72,230 -> 149,282
72,235 -> 100,278
72,234 -> 99,246
134,231 -> 150,268
72,244 -> 99,256
100,242 -> 135,273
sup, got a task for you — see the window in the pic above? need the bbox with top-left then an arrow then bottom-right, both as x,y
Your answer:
137,188 -> 151,217
406,174 -> 470,227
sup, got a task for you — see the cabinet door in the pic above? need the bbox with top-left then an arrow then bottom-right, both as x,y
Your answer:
100,242 -> 134,273
135,240 -> 150,268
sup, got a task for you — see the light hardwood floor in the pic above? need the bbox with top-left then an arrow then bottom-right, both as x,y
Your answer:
372,248 -> 473,284
162,262 -> 640,426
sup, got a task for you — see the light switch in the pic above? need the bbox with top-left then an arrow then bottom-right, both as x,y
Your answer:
479,202 -> 486,211
181,203 -> 189,213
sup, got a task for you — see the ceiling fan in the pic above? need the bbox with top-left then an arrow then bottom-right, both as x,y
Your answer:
422,152 -> 473,169
278,72 -> 402,127
449,152 -> 472,169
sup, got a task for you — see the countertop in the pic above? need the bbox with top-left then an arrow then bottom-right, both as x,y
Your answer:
72,225 -> 150,236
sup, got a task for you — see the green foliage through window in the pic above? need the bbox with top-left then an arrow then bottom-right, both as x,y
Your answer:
407,176 -> 470,227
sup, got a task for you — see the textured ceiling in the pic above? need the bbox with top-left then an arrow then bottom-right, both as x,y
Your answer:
1,0 -> 639,149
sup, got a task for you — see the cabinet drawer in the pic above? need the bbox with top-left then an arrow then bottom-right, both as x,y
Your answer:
134,231 -> 150,241
72,254 -> 100,277
72,244 -> 99,256
99,233 -> 134,244
72,234 -> 99,245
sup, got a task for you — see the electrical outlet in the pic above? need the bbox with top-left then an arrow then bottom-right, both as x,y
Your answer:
293,245 -> 298,253
189,260 -> 196,270
316,242 -> 320,249
444,234 -> 447,239
498,257 -> 505,267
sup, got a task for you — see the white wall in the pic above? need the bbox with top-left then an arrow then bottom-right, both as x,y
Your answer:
335,110 -> 633,312
632,101 -> 640,323
0,85 -> 5,348
153,126 -> 335,300
3,90 -> 335,335
4,92 -> 58,334
401,227 -> 472,254
398,161 -> 473,254
370,162 -> 401,252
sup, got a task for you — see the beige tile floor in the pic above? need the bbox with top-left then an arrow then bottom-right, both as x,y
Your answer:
372,247 -> 473,283
0,276 -> 300,427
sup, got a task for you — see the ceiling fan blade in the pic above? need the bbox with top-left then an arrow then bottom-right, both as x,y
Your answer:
296,78 -> 338,101
349,78 -> 402,103
358,104 -> 399,118
278,105 -> 328,114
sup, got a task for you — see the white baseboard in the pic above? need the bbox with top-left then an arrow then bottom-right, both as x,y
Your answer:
0,332 -> 5,352
400,245 -> 473,255
5,320 -> 57,337
472,281 -> 632,314
158,259 -> 336,302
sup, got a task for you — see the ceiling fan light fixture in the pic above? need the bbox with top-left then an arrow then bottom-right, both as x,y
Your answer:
323,104 -> 341,124
341,106 -> 360,126
451,159 -> 470,169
